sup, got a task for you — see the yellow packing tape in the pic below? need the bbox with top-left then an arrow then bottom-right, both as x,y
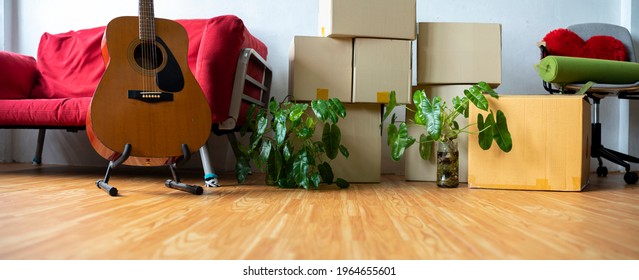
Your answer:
316,88 -> 329,100
377,91 -> 390,103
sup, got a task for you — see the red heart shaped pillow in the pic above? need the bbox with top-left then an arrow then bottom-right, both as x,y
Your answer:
543,28 -> 628,61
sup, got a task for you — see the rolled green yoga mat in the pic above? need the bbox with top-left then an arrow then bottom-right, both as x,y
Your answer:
536,55 -> 639,84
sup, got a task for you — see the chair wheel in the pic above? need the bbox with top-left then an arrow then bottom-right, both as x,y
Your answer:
624,172 -> 638,184
596,166 -> 608,177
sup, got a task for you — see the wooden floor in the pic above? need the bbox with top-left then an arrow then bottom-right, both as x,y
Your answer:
0,163 -> 638,260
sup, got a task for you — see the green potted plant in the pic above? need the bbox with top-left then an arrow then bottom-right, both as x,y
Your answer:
235,97 -> 350,189
384,82 -> 513,188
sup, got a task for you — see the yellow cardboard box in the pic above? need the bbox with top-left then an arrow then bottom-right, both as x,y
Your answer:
353,38 -> 412,104
468,95 -> 591,191
318,0 -> 416,40
405,85 -> 470,182
289,36 -> 353,102
417,22 -> 502,86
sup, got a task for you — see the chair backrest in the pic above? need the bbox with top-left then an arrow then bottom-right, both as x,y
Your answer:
568,23 -> 636,63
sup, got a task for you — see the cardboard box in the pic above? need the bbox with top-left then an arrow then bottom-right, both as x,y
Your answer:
353,38 -> 412,104
417,22 -> 502,86
405,85 -> 470,182
289,36 -> 353,102
318,103 -> 382,183
468,95 -> 591,191
318,0 -> 416,40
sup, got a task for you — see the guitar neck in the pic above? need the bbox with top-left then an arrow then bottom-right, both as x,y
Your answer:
139,0 -> 156,42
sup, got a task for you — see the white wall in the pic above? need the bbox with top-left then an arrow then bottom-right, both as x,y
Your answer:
2,0 -> 637,174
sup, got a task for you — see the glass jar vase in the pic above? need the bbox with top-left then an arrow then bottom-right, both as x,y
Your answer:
436,140 -> 459,188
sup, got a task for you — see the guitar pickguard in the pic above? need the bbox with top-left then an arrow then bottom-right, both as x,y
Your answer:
131,37 -> 185,93
155,37 -> 185,93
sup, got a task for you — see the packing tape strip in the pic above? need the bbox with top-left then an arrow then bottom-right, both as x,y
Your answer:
316,88 -> 329,100
377,91 -> 390,103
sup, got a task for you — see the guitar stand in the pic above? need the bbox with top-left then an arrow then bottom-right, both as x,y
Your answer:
96,143 -> 132,196
96,143 -> 204,196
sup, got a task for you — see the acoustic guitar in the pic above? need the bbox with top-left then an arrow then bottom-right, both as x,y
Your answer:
87,0 -> 211,166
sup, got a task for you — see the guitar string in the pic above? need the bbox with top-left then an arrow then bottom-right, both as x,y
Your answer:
151,0 -> 159,95
141,0 -> 151,95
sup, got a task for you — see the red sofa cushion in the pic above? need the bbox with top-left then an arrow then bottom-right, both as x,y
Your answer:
0,51 -> 38,99
190,15 -> 268,124
0,97 -> 91,127
30,26 -> 106,99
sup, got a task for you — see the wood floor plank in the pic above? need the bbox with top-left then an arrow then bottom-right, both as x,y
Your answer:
0,163 -> 637,260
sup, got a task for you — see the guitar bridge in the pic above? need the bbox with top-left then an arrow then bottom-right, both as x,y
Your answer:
128,90 -> 174,103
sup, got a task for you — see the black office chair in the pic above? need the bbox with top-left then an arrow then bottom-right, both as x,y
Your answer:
539,23 -> 639,184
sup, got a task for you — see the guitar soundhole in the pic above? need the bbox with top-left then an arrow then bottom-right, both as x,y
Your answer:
134,42 -> 164,70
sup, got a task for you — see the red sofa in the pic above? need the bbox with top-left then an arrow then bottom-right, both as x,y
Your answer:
0,15 -> 271,164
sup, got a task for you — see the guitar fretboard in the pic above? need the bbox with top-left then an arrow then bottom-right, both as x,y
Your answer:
139,0 -> 156,42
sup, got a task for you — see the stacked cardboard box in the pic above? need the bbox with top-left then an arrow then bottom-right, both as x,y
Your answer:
406,22 -> 503,183
289,0 -> 416,182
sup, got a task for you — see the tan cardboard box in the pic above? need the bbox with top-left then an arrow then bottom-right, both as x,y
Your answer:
319,103 -> 382,183
353,38 -> 412,104
417,22 -> 502,86
318,0 -> 416,40
405,85 -> 470,182
468,95 -> 591,191
289,36 -> 353,102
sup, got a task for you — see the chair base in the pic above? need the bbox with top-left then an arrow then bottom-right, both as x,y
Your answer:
592,123 -> 639,184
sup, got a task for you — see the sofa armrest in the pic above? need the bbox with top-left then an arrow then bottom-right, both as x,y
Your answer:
218,48 -> 272,130
0,51 -> 38,99
192,15 -> 269,126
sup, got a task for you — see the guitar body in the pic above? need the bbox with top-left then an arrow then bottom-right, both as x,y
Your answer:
87,16 -> 211,166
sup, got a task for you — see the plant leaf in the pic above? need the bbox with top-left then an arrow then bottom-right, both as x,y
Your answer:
256,114 -> 268,135
241,104 -> 257,137
412,90 -> 427,125
318,162 -> 334,184
322,123 -> 341,160
413,89 -> 425,106
311,99 -> 329,121
283,141 -> 293,161
452,96 -> 470,118
249,133 -> 262,152
383,91 -> 397,122
260,140 -> 272,163
310,172 -> 321,189
277,178 -> 295,188
235,154 -> 251,183
419,134 -> 432,160
329,98 -> 347,119
289,104 -> 306,122
477,113 -> 494,150
389,122 -> 415,161
292,150 -> 309,188
296,127 -> 313,139
478,81 -> 499,99
268,98 -> 278,112
387,122 -> 398,146
267,144 -> 282,183
423,96 -> 442,140
493,110 -> 513,152
464,88 -> 489,111
338,145 -> 349,158
274,113 -> 287,147
335,178 -> 350,189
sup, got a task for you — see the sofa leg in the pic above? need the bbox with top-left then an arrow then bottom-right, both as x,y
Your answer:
32,129 -> 46,165
199,141 -> 219,187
